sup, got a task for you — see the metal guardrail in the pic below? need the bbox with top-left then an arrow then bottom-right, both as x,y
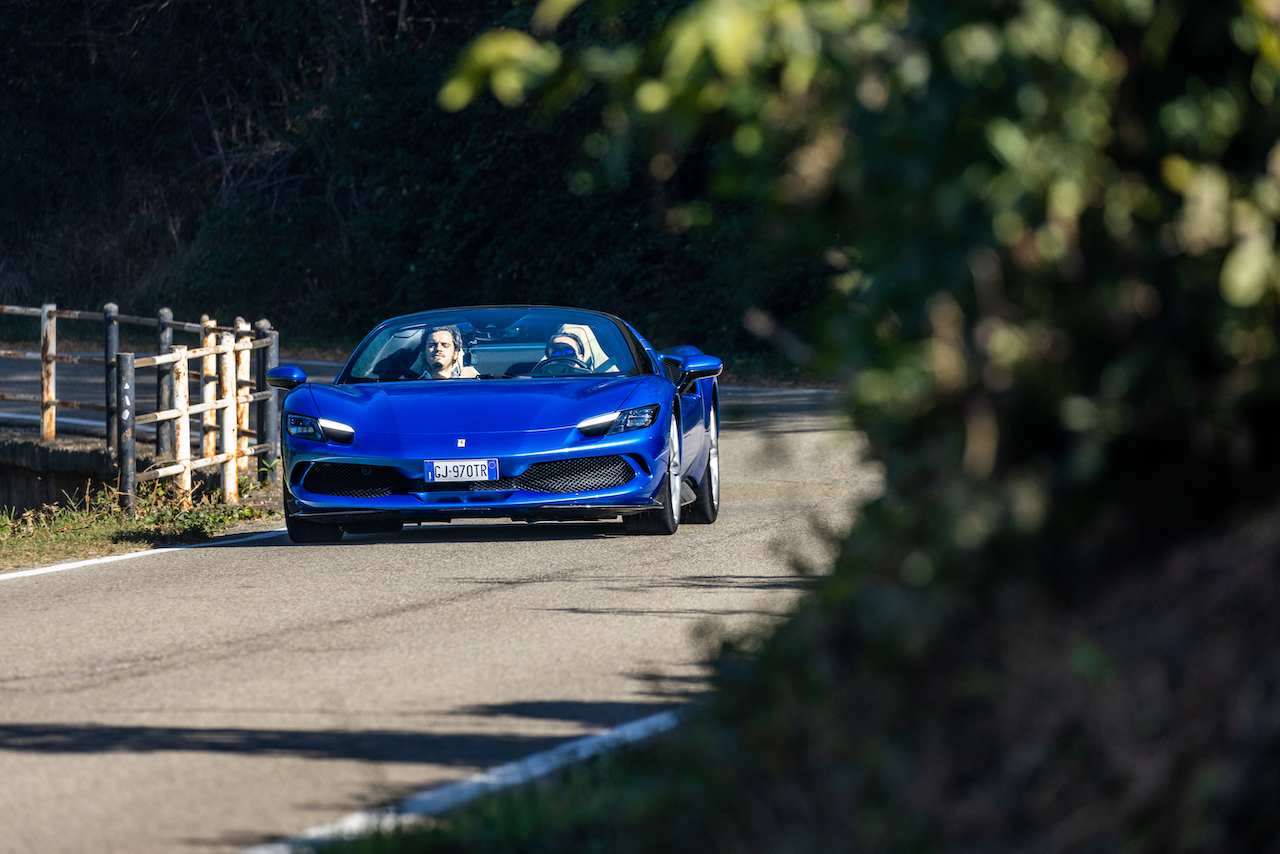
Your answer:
1,303 -> 279,510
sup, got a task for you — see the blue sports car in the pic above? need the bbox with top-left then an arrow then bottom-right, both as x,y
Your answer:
266,305 -> 723,543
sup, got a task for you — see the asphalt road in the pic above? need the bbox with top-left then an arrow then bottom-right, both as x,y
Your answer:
0,386 -> 879,854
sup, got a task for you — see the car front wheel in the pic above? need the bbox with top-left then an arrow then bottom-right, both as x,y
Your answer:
623,413 -> 680,535
685,407 -> 719,524
284,486 -> 344,544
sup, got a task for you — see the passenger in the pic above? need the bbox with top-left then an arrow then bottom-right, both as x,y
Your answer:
555,323 -> 619,373
423,325 -> 479,379
544,331 -> 588,365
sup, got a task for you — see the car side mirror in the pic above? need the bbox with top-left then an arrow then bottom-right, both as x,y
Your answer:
678,354 -> 722,394
266,365 -> 308,390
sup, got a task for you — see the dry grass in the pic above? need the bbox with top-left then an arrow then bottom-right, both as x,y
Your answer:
0,480 -> 278,573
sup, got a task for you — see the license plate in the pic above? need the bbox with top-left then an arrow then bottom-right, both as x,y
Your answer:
425,458 -> 498,482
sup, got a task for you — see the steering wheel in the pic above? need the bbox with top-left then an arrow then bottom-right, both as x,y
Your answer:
531,355 -> 591,376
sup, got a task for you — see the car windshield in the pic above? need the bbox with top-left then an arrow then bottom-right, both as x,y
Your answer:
339,308 -> 643,383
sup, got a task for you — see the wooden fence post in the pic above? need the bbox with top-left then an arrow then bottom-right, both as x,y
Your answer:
254,320 -> 279,485
218,331 -> 239,504
40,303 -> 56,440
172,346 -> 192,507
201,317 -> 218,461
235,317 -> 251,472
104,303 -> 118,457
157,307 -> 174,460
117,352 -> 136,514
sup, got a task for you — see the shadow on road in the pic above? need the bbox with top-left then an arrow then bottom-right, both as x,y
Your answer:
0,722 -> 569,762
450,699 -> 686,726
648,573 -> 815,591
209,521 -> 643,549
0,700 -> 678,763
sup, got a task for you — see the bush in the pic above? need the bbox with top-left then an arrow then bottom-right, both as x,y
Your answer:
436,0 -> 1280,849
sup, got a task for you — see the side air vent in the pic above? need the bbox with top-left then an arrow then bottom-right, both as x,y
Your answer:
661,356 -> 683,384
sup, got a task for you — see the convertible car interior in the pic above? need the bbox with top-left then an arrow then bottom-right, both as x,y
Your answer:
351,312 -> 629,381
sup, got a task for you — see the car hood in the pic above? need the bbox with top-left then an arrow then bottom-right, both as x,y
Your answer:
305,376 -> 648,435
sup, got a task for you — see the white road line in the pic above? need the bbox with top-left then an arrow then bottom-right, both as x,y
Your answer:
0,528 -> 288,581
241,709 -> 681,854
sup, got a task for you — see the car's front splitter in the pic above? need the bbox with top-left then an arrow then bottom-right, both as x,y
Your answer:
286,500 -> 664,525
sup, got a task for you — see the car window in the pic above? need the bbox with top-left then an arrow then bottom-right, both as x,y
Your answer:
339,309 -> 643,383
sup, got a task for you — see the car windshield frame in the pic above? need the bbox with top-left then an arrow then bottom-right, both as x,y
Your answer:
336,306 -> 649,384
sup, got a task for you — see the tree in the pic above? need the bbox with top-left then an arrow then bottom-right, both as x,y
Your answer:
440,1 -> 1280,848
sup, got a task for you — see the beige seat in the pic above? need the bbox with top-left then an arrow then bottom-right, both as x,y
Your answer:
555,323 -> 617,372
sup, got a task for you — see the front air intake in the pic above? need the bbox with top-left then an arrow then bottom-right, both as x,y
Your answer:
302,456 -> 636,498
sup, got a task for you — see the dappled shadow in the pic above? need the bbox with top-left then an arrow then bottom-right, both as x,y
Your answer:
0,722 -> 571,764
652,573 -> 815,592
547,605 -> 788,619
371,521 -> 625,544
206,521 -> 630,549
532,572 -> 811,624
0,698 -> 683,762
450,700 -> 671,728
0,700 -> 679,766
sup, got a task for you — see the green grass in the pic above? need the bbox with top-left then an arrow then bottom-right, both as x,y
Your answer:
0,480 -> 277,571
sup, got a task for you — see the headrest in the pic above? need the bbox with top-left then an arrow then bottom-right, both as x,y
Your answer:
556,323 -> 607,370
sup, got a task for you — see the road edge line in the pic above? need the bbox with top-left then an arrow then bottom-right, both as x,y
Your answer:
241,709 -> 681,853
0,528 -> 288,581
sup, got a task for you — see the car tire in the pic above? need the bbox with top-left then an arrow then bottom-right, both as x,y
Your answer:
623,413 -> 681,535
685,407 -> 719,524
284,486 -> 344,544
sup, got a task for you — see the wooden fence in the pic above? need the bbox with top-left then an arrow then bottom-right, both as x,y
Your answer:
0,302 -> 279,510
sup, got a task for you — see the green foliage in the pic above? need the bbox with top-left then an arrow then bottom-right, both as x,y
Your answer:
429,0 -> 1280,850
8,0 -> 1280,847
445,0 -> 1280,587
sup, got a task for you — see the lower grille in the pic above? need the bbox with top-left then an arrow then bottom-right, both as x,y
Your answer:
520,456 -> 635,493
302,463 -> 413,499
303,456 -> 635,498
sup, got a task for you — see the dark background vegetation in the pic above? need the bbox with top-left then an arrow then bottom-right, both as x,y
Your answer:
378,0 -> 1280,850
8,1 -> 1280,851
0,0 -> 823,363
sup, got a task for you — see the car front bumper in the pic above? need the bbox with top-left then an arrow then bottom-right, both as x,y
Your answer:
281,423 -> 670,524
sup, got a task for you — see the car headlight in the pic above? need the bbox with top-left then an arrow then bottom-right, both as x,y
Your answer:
287,414 -> 324,441
287,414 -> 356,444
608,404 -> 660,434
577,404 -> 660,437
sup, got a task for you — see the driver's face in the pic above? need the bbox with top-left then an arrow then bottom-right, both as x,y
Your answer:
427,331 -> 457,372
550,337 -> 582,359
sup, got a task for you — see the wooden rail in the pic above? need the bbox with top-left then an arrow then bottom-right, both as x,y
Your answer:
2,302 -> 280,510
116,331 -> 278,512
0,302 -> 253,444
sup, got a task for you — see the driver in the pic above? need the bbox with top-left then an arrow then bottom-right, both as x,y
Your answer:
423,325 -> 479,379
